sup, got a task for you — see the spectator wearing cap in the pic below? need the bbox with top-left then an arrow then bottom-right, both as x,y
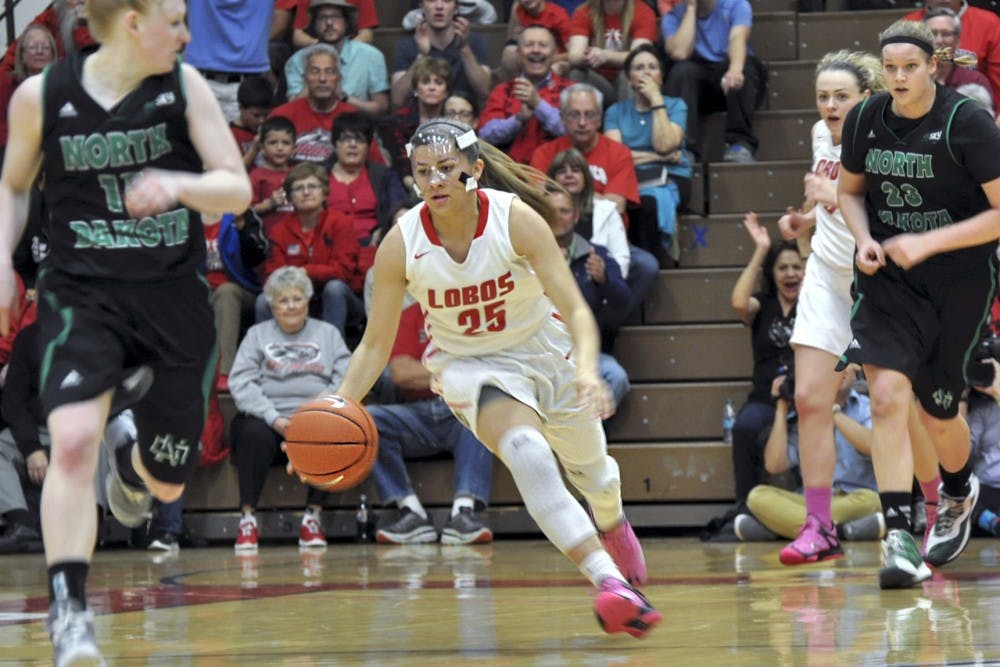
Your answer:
284,0 -> 389,115
184,2 -> 273,122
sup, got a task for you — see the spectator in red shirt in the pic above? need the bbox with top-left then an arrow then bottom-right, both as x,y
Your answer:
268,45 -> 379,165
0,0 -> 94,77
326,113 -> 411,294
923,7 -> 996,116
230,75 -> 277,170
249,116 -> 298,234
479,26 -> 572,164
501,0 -> 574,80
906,0 -> 1000,106
0,25 -> 56,157
531,83 -> 639,217
567,0 -> 658,105
259,163 -> 363,339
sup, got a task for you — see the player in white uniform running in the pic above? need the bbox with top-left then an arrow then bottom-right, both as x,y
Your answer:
330,118 -> 661,637
748,52 -> 895,564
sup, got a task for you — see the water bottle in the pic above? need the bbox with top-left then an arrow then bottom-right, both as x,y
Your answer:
355,494 -> 374,542
722,399 -> 736,445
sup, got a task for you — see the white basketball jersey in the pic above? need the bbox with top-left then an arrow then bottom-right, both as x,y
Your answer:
398,188 -> 557,356
809,120 -> 855,269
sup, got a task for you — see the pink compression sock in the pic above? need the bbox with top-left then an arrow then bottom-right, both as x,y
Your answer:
804,487 -> 833,528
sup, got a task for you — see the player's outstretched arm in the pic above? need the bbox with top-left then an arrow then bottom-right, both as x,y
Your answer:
337,227 -> 407,402
0,76 -> 42,335
509,198 -> 613,419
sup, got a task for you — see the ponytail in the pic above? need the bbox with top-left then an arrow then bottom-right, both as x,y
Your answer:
478,141 -> 558,226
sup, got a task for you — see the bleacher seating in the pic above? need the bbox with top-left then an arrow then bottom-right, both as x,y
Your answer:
178,4 -> 909,541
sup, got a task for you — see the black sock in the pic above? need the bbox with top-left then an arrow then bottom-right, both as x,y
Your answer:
48,561 -> 89,608
3,509 -> 31,527
939,461 -> 972,498
114,443 -> 146,490
881,491 -> 913,532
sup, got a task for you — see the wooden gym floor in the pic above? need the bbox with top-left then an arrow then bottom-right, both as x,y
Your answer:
3,537 -> 1000,665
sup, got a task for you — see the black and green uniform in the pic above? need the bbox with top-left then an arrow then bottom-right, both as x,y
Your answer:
35,53 -> 215,483
841,84 -> 1000,418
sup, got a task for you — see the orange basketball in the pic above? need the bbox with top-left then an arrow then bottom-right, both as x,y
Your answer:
284,395 -> 379,491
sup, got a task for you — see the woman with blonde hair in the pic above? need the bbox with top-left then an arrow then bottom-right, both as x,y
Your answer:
752,50 -> 887,566
838,20 -> 1000,589
326,118 -> 662,637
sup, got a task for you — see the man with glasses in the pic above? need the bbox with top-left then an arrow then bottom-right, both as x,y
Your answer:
531,84 -> 638,218
907,0 -> 1000,104
530,84 -> 657,339
479,26 -> 571,164
922,8 -> 996,116
283,0 -> 389,115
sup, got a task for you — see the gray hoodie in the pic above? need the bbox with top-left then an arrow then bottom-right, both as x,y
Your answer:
229,318 -> 352,427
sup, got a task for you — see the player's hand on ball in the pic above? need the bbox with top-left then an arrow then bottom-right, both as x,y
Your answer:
882,234 -> 928,270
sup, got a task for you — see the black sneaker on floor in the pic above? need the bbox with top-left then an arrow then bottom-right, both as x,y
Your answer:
376,508 -> 437,544
147,532 -> 179,552
0,523 -> 43,554
441,507 -> 493,545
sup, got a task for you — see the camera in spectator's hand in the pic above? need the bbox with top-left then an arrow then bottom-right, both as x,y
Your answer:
968,336 -> 1000,387
776,363 -> 795,402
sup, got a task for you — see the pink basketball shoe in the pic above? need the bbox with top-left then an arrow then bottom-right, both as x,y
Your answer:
600,519 -> 647,585
594,578 -> 663,638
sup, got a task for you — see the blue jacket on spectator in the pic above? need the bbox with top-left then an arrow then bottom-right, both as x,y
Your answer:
218,209 -> 268,294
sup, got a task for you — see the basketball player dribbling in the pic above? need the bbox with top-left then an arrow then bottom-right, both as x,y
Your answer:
0,1 -> 251,664
332,118 -> 662,637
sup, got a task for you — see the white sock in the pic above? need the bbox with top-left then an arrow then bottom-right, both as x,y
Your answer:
579,550 -> 625,587
398,494 -> 427,519
451,496 -> 475,518
304,506 -> 319,519
241,510 -> 256,523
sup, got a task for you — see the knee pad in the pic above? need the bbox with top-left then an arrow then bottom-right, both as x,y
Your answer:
562,454 -> 622,531
497,426 -> 595,553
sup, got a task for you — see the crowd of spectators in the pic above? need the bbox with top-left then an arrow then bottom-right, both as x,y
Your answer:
1,0 -> 998,553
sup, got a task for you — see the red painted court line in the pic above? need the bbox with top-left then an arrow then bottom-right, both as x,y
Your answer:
0,570 -> 751,626
7,565 -> 996,627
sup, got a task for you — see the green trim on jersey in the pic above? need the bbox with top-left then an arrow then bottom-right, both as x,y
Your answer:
944,97 -> 971,166
39,290 -> 74,393
961,252 -> 998,387
197,271 -> 217,415
176,56 -> 188,103
851,96 -> 874,161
